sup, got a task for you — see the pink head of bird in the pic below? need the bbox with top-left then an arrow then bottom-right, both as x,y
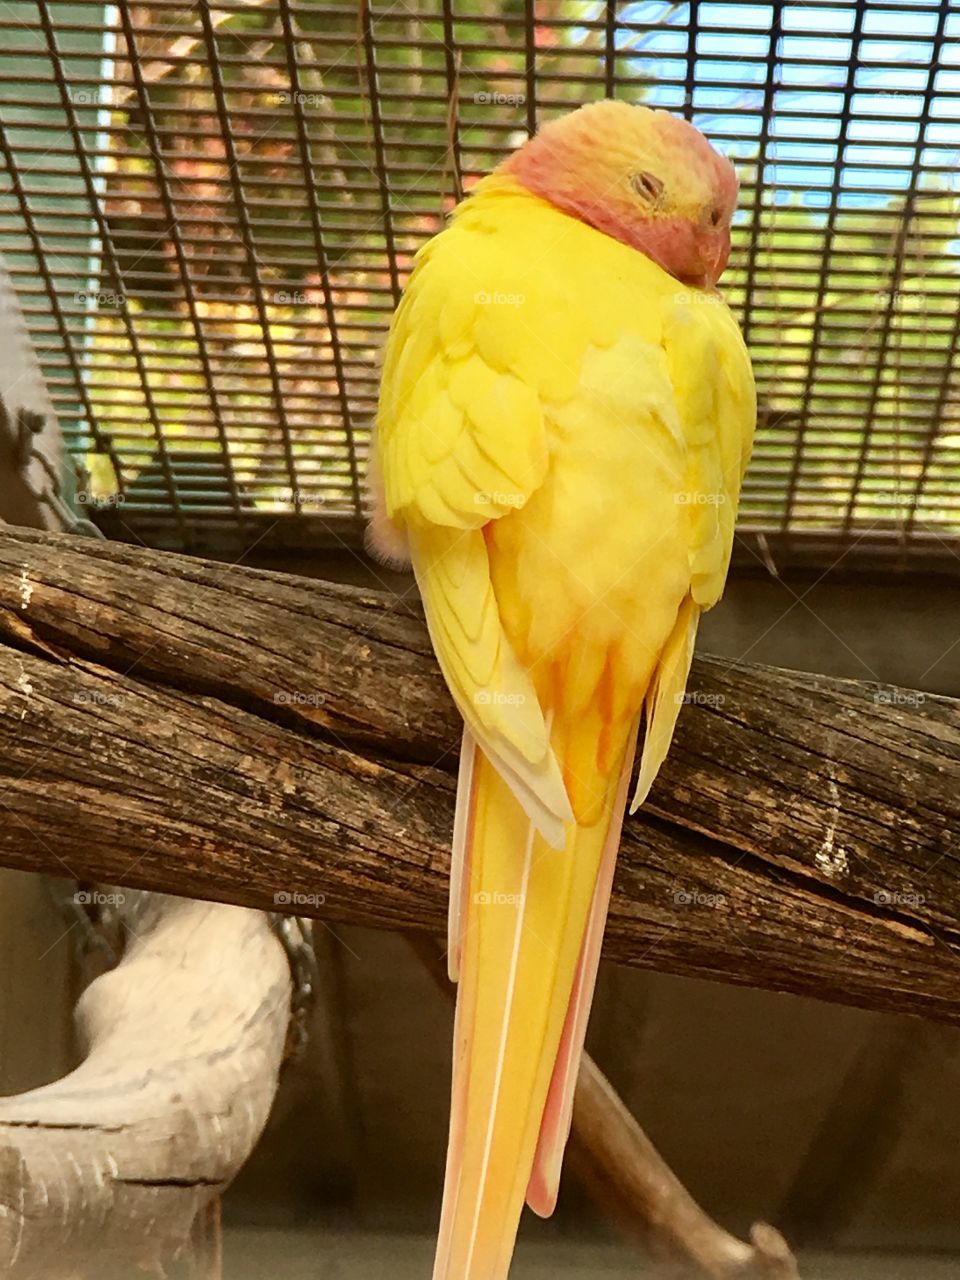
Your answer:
500,100 -> 739,288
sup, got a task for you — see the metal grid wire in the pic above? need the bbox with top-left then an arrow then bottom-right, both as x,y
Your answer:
1,0 -> 959,570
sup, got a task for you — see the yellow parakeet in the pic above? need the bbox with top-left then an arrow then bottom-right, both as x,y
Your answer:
368,99 -> 755,1280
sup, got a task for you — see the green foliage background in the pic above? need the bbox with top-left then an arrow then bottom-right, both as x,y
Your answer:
17,0 -> 956,543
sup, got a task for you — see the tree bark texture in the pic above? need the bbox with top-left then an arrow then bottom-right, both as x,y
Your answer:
0,526 -> 957,1024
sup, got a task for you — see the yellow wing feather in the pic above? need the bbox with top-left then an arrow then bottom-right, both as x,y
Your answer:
631,287 -> 755,810
663,293 -> 756,607
409,523 -> 572,846
376,187 -> 599,840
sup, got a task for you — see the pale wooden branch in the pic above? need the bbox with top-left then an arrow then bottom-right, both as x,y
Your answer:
410,935 -> 800,1280
0,526 -> 958,1022
0,893 -> 291,1279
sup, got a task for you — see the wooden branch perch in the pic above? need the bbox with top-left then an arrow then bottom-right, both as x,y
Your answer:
0,892 -> 291,1278
0,526 -> 958,1023
570,1055 -> 799,1279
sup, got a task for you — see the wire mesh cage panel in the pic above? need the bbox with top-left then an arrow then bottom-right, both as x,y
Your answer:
0,0 -> 958,569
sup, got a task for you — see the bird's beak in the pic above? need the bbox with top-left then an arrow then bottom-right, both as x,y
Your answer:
705,227 -> 731,285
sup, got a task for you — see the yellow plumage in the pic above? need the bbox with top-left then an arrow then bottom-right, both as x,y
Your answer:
371,147 -> 755,1280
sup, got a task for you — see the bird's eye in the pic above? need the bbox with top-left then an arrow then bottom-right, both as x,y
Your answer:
709,207 -> 722,226
630,171 -> 664,202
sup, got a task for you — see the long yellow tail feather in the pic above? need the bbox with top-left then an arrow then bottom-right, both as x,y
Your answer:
433,720 -> 635,1280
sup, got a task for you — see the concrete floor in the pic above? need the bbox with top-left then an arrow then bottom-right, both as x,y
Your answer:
222,1229 -> 960,1279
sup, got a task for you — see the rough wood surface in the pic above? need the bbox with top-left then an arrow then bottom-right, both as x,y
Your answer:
0,892 -> 291,1278
0,525 -> 958,1023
